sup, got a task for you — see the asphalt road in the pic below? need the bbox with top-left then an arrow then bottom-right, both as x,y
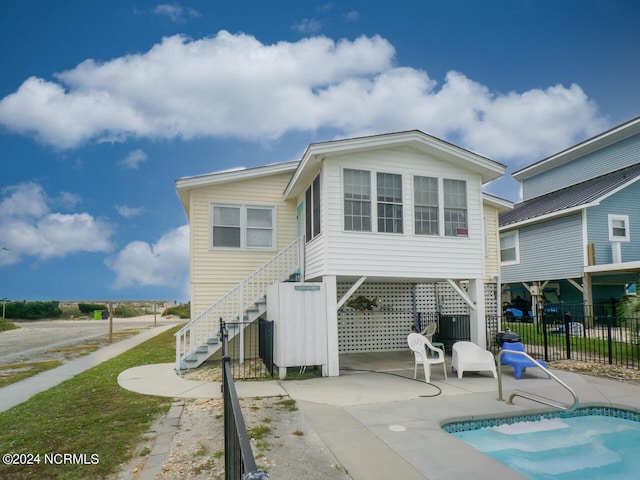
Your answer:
0,315 -> 184,366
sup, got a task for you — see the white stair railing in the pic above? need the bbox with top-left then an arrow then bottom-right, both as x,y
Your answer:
175,236 -> 304,369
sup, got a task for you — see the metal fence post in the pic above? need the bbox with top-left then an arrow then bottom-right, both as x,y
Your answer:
607,315 -> 614,365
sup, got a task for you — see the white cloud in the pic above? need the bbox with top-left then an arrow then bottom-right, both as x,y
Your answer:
292,18 -> 324,34
344,10 -> 360,22
115,204 -> 144,218
0,31 -> 607,163
153,3 -> 200,23
106,225 -> 189,288
119,148 -> 148,169
57,191 -> 82,209
0,182 -> 113,266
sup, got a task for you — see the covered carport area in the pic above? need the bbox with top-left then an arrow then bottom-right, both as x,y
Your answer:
322,275 -> 495,376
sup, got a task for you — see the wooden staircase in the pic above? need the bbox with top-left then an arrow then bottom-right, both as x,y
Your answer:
175,237 -> 303,370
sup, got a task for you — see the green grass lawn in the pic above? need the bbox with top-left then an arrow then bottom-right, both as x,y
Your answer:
0,324 -> 183,479
0,318 -> 17,332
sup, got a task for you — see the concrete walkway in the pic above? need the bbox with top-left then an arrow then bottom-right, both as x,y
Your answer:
117,353 -> 640,480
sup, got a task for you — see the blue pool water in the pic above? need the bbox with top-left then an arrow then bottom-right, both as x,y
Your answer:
443,408 -> 640,480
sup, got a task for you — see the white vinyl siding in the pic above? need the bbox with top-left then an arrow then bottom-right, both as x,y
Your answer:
304,149 -> 485,281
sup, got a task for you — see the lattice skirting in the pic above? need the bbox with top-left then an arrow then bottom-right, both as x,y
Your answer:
337,281 -> 497,353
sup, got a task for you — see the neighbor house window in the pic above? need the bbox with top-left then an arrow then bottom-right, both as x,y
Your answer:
344,169 -> 371,231
211,204 -> 275,249
414,175 -> 439,235
377,172 -> 403,233
305,174 -> 321,242
609,214 -> 630,242
500,231 -> 519,264
444,179 -> 467,236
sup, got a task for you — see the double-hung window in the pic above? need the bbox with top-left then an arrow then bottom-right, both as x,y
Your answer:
414,175 -> 438,235
211,205 -> 274,249
377,172 -> 403,233
500,231 -> 519,264
305,174 -> 321,242
608,214 -> 630,242
212,206 -> 241,247
443,179 -> 468,236
344,169 -> 371,231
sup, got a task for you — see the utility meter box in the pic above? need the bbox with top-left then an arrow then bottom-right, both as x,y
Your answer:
266,282 -> 327,379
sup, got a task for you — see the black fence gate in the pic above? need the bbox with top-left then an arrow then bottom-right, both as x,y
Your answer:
221,319 -> 274,380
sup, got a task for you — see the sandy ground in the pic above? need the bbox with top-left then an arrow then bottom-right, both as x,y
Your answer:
114,395 -> 352,480
0,316 -> 183,366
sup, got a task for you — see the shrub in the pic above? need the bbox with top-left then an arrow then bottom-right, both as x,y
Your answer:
166,303 -> 190,319
78,303 -> 108,314
4,301 -> 62,320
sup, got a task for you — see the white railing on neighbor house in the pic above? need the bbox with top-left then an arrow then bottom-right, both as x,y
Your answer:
175,236 -> 304,370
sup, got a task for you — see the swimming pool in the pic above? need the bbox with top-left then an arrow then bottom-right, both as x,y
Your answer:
443,407 -> 640,480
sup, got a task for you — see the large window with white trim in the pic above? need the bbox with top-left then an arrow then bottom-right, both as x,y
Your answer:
211,204 -> 275,249
500,231 -> 519,264
444,179 -> 468,236
344,169 -> 371,231
377,172 -> 403,233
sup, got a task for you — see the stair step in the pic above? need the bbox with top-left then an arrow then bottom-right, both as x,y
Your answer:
207,337 -> 219,345
185,354 -> 198,362
196,346 -> 209,354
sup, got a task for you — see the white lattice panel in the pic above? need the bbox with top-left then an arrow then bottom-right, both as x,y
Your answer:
338,310 -> 414,353
336,281 -> 499,353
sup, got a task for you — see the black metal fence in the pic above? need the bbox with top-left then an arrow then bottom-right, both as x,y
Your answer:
487,308 -> 640,370
220,322 -> 270,480
220,319 -> 274,379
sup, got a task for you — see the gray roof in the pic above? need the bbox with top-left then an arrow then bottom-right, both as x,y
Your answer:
500,162 -> 640,227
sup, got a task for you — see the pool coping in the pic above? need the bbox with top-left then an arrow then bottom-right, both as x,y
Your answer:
442,404 -> 640,433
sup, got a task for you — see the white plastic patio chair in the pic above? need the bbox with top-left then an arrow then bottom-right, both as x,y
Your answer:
420,322 -> 437,343
407,333 -> 448,383
451,341 -> 497,379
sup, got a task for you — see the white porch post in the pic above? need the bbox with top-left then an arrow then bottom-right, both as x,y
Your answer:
468,278 -> 486,348
323,275 -> 339,377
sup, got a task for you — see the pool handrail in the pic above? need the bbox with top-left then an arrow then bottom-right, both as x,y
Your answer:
497,349 -> 579,411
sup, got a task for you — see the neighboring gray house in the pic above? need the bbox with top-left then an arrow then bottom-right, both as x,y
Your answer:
499,116 -> 640,317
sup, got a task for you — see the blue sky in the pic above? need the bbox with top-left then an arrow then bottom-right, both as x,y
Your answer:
0,0 -> 638,302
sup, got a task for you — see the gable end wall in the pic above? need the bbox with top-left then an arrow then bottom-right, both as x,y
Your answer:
523,134 -> 640,200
